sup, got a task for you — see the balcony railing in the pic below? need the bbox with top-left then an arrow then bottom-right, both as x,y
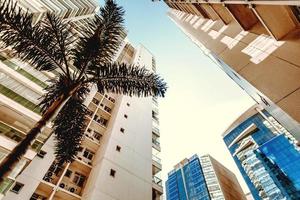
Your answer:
152,176 -> 162,187
0,121 -> 43,152
0,84 -> 41,114
0,178 -> 14,195
152,127 -> 160,135
43,162 -> 64,185
152,138 -> 160,147
85,129 -> 102,144
59,179 -> 83,196
92,98 -> 100,106
152,155 -> 162,165
102,105 -> 112,113
0,57 -> 47,88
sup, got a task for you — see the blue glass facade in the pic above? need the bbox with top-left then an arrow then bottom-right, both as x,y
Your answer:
223,110 -> 300,200
166,155 -> 210,200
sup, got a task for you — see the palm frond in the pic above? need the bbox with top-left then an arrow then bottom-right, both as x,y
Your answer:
38,76 -> 73,114
89,62 -> 167,97
52,96 -> 88,164
43,13 -> 75,77
72,0 -> 125,76
0,0 -> 67,72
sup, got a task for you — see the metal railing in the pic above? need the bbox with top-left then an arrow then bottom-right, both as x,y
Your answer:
152,127 -> 160,135
152,139 -> 160,149
152,155 -> 162,165
152,176 -> 163,186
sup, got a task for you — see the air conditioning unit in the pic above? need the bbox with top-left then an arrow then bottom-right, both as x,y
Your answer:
43,177 -> 51,182
47,172 -> 53,177
68,187 -> 76,193
49,163 -> 58,172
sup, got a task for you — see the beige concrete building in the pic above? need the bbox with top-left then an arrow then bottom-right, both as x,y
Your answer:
162,0 -> 300,141
0,1 -> 163,200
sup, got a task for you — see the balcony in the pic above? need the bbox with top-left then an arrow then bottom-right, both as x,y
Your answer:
0,121 -> 44,152
103,105 -> 112,114
59,166 -> 89,197
152,98 -> 158,106
43,163 -> 65,186
152,138 -> 161,152
55,187 -> 81,200
83,128 -> 102,148
103,94 -> 116,105
91,97 -> 100,106
97,105 -> 112,118
87,115 -> 108,133
152,155 -> 162,174
152,176 -> 163,195
0,178 -> 14,195
31,182 -> 53,200
58,179 -> 83,197
76,148 -> 94,167
152,127 -> 160,137
93,115 -> 108,127
0,84 -> 41,114
0,57 -> 47,88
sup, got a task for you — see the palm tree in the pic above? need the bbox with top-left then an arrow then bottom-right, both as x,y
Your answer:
0,0 -> 167,181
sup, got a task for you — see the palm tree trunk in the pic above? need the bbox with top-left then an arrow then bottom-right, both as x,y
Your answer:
0,92 -> 70,183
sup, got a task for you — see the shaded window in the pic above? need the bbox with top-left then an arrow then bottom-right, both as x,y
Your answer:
110,169 -> 116,177
65,169 -> 72,178
11,182 -> 24,193
73,172 -> 86,187
291,6 -> 300,22
116,145 -> 121,152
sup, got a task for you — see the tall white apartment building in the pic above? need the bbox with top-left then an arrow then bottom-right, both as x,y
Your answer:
0,1 -> 163,200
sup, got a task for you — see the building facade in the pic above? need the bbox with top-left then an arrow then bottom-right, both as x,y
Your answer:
162,0 -> 300,141
165,154 -> 245,200
245,193 -> 254,200
223,105 -> 300,200
0,1 -> 163,200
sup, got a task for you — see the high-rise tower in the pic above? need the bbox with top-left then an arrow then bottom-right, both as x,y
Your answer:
223,105 -> 300,200
166,154 -> 245,200
161,0 -> 300,141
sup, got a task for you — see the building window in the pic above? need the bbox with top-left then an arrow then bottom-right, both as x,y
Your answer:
110,169 -> 116,177
83,149 -> 94,160
93,131 -> 102,141
10,182 -> 24,194
291,6 -> 300,22
124,114 -> 128,119
116,145 -> 121,152
72,172 -> 86,187
30,193 -> 47,200
37,150 -> 47,158
65,169 -> 72,178
120,128 -> 125,133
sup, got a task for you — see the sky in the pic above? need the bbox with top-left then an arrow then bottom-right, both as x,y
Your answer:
100,0 -> 255,194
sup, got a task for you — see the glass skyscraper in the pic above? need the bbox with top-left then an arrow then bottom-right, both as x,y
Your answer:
165,154 -> 245,200
223,106 -> 300,200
